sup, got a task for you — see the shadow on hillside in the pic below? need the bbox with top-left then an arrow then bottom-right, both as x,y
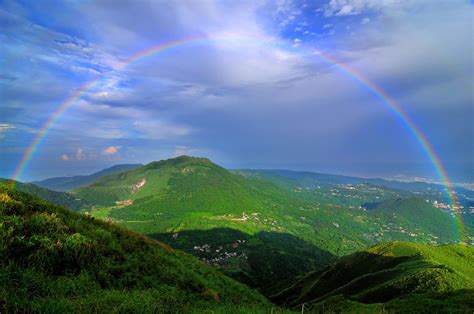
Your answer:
272,251 -> 431,307
150,228 -> 336,292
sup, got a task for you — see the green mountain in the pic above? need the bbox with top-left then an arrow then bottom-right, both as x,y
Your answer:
238,169 -> 474,234
236,168 -> 474,198
0,185 -> 275,313
363,197 -> 457,240
71,156 -> 465,292
0,179 -> 89,211
32,164 -> 142,191
2,166 -> 472,312
270,241 -> 474,312
72,156 -> 338,289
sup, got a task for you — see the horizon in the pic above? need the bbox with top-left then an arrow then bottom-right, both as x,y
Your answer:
23,155 -> 474,190
1,1 -> 473,185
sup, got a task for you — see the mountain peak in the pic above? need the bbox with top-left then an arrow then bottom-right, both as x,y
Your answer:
144,155 -> 215,170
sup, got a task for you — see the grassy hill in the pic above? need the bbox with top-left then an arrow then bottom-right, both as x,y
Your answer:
270,241 -> 474,312
0,185 -> 278,313
364,197 -> 457,241
32,164 -> 142,191
0,178 -> 89,211
73,156 -> 341,290
70,156 -> 464,292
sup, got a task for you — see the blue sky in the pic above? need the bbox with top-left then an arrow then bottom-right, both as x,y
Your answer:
0,0 -> 472,183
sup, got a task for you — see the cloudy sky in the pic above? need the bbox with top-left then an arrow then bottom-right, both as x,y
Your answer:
0,0 -> 473,182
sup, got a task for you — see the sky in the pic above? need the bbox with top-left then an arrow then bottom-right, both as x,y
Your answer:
0,0 -> 473,183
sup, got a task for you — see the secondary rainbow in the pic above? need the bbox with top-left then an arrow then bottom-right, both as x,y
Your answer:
10,34 -> 465,242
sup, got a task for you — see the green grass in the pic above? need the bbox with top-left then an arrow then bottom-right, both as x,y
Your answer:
270,241 -> 474,312
0,178 -> 90,211
0,185 -> 284,313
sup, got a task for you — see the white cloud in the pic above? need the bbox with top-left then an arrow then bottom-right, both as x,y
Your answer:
0,123 -> 16,139
337,4 -> 355,15
60,154 -> 70,161
0,123 -> 15,131
102,146 -> 120,156
325,0 -> 400,16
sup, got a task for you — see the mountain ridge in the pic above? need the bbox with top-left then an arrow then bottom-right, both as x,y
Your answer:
269,241 -> 474,312
32,163 -> 143,191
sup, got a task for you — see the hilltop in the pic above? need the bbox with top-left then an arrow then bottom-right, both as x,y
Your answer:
0,185 -> 274,313
270,241 -> 474,312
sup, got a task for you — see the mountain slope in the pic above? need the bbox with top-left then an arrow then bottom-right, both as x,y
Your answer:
33,164 -> 142,191
0,179 -> 89,211
0,185 -> 274,313
364,197 -> 456,240
72,156 -> 464,292
73,156 -> 306,234
72,156 -> 340,290
270,241 -> 474,312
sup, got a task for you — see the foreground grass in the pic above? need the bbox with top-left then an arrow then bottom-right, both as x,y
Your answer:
0,185 -> 284,313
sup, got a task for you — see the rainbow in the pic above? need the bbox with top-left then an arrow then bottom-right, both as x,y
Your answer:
9,34 -> 465,242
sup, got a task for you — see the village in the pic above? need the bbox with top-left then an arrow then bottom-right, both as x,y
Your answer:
192,239 -> 248,267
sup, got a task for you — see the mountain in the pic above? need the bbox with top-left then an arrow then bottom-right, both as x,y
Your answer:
32,164 -> 142,191
0,185 -> 273,313
71,156 -> 466,293
0,179 -> 89,211
270,241 -> 474,312
236,169 -> 474,199
72,156 -> 338,289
